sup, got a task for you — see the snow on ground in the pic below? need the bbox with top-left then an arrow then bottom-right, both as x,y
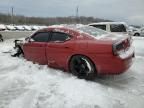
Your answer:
133,37 -> 144,56
0,37 -> 144,108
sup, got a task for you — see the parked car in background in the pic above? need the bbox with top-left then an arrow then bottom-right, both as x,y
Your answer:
6,25 -> 16,31
88,22 -> 129,35
15,25 -> 25,31
31,25 -> 40,31
128,26 -> 140,36
0,24 -> 6,31
13,24 -> 134,80
38,25 -> 47,29
0,34 -> 4,42
140,27 -> 144,36
129,26 -> 144,36
23,25 -> 32,31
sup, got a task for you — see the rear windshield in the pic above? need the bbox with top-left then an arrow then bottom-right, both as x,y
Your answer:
76,26 -> 108,37
110,24 -> 127,32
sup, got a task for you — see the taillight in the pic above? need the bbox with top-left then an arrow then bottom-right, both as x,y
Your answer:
113,44 -> 122,56
113,37 -> 131,56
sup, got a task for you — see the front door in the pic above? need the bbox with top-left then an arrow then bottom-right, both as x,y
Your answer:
23,32 -> 50,64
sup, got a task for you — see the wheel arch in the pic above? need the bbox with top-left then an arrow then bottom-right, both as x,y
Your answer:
134,33 -> 140,36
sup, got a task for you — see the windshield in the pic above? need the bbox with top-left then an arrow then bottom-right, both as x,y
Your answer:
76,26 -> 108,37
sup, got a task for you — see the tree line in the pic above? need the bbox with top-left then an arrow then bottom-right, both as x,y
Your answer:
0,13 -> 112,25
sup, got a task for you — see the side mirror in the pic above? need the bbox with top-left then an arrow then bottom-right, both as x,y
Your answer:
25,37 -> 34,42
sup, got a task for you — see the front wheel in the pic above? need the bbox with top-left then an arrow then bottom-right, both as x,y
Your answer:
69,55 -> 97,80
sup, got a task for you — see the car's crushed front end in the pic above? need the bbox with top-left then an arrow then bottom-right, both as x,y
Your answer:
11,39 -> 25,57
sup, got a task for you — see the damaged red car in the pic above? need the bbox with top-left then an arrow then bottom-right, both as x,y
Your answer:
13,25 -> 134,80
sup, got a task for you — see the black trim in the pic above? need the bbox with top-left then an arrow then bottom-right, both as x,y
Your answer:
31,31 -> 51,42
49,31 -> 72,43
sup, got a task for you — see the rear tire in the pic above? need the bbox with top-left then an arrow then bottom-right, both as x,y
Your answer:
134,33 -> 140,36
69,55 -> 97,80
0,34 -> 3,42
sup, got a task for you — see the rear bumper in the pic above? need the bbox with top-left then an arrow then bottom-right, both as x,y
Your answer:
92,47 -> 135,75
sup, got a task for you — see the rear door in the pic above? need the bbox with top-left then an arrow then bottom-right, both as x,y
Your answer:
46,32 -> 73,68
23,32 -> 50,64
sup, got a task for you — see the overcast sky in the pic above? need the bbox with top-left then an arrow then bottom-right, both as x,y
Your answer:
0,0 -> 144,25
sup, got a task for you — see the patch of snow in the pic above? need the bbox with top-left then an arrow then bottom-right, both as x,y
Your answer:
119,46 -> 134,59
132,37 -> 144,57
0,38 -> 144,108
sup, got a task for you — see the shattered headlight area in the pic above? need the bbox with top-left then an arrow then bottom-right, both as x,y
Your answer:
11,39 -> 25,57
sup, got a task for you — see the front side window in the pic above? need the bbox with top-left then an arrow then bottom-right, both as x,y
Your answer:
50,32 -> 70,42
32,32 -> 50,42
110,24 -> 127,32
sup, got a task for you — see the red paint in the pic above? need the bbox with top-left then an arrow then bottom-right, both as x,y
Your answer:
22,26 -> 134,75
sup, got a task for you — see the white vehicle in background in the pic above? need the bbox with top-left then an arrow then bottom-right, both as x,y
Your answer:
23,25 -> 32,31
15,25 -> 25,31
6,25 -> 16,31
0,24 -> 6,31
128,26 -> 141,36
129,26 -> 144,36
31,25 -> 40,31
38,25 -> 47,29
88,22 -> 129,35
0,33 -> 3,42
140,27 -> 144,36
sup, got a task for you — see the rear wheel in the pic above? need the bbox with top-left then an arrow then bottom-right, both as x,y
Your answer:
69,55 -> 97,80
134,33 -> 140,36
0,34 -> 4,42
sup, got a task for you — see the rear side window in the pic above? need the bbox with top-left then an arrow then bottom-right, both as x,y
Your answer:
50,32 -> 70,42
110,24 -> 126,32
90,25 -> 106,31
32,32 -> 50,42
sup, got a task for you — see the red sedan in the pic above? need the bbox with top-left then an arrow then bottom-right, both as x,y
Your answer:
13,25 -> 134,80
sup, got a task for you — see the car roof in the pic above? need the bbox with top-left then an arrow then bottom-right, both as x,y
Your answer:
48,24 -> 87,30
89,22 -> 127,25
40,24 -> 90,33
